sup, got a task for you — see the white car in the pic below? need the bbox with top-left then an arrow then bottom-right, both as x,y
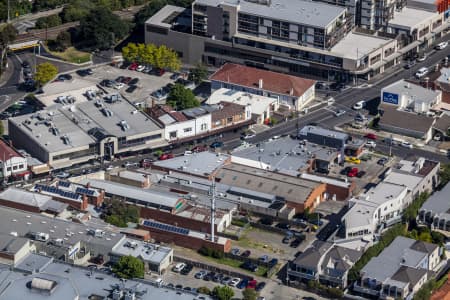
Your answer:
55,172 -> 70,179
229,277 -> 241,287
353,101 -> 365,110
242,133 -> 256,140
415,67 -> 428,78
416,54 -> 427,62
436,41 -> 448,50
401,141 -> 413,149
136,65 -> 146,72
172,262 -> 186,273
114,82 -> 125,90
334,109 -> 346,117
366,141 -> 376,148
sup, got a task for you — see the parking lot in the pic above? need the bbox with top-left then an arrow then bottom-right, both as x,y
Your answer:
70,64 -> 182,107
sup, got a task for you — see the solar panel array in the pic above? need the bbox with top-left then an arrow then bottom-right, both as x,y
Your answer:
142,220 -> 190,235
35,184 -> 80,201
75,187 -> 96,196
58,181 -> 71,188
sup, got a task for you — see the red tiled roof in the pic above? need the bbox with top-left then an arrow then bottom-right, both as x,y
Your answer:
210,63 -> 316,97
211,102 -> 246,122
430,274 -> 450,300
170,111 -> 189,122
0,140 -> 22,161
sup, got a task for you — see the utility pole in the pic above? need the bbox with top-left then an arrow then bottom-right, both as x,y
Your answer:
7,0 -> 10,23
389,133 -> 393,157
210,176 -> 216,242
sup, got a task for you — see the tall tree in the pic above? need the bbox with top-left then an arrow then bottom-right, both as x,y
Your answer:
113,255 -> 144,279
121,42 -> 181,71
212,286 -> 234,300
35,62 -> 58,86
78,6 -> 129,50
242,288 -> 258,300
167,84 -> 199,110
0,24 -> 17,75
189,63 -> 208,84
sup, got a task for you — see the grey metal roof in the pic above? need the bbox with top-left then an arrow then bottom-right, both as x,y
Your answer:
79,179 -> 181,209
15,253 -> 53,273
0,205 -> 124,249
111,238 -> 172,265
320,245 -> 362,272
0,256 -> 212,300
299,125 -> 349,141
231,136 -> 337,176
361,236 -> 434,282
0,188 -> 52,208
152,152 -> 230,177
194,0 -> 347,28
382,79 -> 441,104
292,240 -> 333,269
420,182 -> 450,220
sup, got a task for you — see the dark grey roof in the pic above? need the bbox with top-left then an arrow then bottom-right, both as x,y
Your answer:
0,234 -> 29,255
321,245 -> 363,272
410,240 -> 438,254
391,265 -> 427,286
420,182 -> 450,220
380,105 -> 435,134
15,253 -> 53,273
292,240 -> 333,269
433,114 -> 450,134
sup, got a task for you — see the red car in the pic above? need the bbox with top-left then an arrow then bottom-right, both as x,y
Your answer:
247,280 -> 257,289
192,145 -> 207,153
159,153 -> 174,160
156,68 -> 165,76
122,76 -> 132,84
140,158 -> 154,168
128,62 -> 138,71
347,167 -> 359,177
365,133 -> 377,140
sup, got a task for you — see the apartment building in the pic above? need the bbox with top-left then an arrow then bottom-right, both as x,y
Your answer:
418,182 -> 450,232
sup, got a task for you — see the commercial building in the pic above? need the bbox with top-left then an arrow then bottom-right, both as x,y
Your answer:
418,182 -> 450,232
140,219 -> 232,253
287,240 -> 362,288
207,88 -> 279,124
216,163 -> 327,213
9,92 -> 165,170
231,136 -> 339,176
381,80 -> 442,113
110,238 -> 173,274
209,63 -> 315,111
0,139 -> 29,180
379,104 -> 436,141
0,234 -> 34,265
0,254 -> 209,300
0,187 -> 67,215
354,236 -> 441,299
145,1 -> 406,83
342,182 -> 409,239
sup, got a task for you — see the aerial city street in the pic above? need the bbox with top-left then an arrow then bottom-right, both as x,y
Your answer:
0,0 -> 449,299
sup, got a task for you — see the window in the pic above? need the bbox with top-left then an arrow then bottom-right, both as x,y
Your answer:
13,166 -> 18,170
19,164 -> 24,169
169,131 -> 177,139
227,117 -> 233,123
7,167 -> 11,171
183,127 -> 192,133
200,123 -> 207,130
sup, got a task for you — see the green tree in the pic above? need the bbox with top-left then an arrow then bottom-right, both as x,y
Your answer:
60,0 -> 94,23
78,7 -> 129,50
189,63 -> 208,84
35,14 -> 62,29
440,163 -> 450,186
197,286 -> 211,295
167,84 -> 199,110
0,120 -> 4,136
113,255 -> 144,279
212,285 -> 234,300
0,24 -> 17,75
35,62 -> 58,86
242,288 -> 258,300
418,231 -> 432,243
134,0 -> 168,27
53,31 -> 72,51
122,42 -> 180,71
103,198 -> 140,227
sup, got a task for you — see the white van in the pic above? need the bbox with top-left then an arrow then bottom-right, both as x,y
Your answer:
415,67 -> 428,78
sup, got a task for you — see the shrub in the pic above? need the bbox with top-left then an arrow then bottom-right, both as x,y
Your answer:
197,286 -> 211,295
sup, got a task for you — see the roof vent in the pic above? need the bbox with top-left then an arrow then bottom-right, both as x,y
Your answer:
29,278 -> 57,293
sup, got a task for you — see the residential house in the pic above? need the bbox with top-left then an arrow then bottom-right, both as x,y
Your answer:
418,182 -> 450,232
0,139 -> 29,180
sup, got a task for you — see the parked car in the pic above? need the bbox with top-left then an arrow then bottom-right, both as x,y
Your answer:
128,62 -> 138,70
400,141 -> 413,149
353,100 -> 365,110
170,72 -> 181,80
436,41 -> 448,50
213,273 -> 224,282
347,167 -> 359,177
55,172 -> 70,179
237,279 -> 249,289
125,85 -> 137,93
247,280 -> 257,289
229,278 -> 241,287
180,264 -> 193,275
357,170 -> 366,178
159,153 -> 174,160
334,109 -> 346,117
172,262 -> 186,273
404,60 -> 416,69
122,77 -> 132,84
210,141 -> 224,149
258,255 -> 269,263
22,61 -> 30,68
192,145 -> 207,152
415,67 -> 429,78
129,78 -> 139,85
231,248 -> 240,256
255,282 -> 266,292
290,239 -> 301,248
221,276 -> 232,285
365,133 -> 377,140
345,156 -> 361,164
204,271 -> 215,281
100,79 -> 115,87
276,222 -> 290,230
57,74 -> 73,81
377,157 -> 388,166
241,260 -> 258,272
268,258 -> 278,267
136,65 -> 146,72
282,236 -> 293,244
194,270 -> 208,279
365,141 -> 376,148
143,66 -> 152,73
417,54 -> 427,62
241,250 -> 251,257
241,133 -> 256,140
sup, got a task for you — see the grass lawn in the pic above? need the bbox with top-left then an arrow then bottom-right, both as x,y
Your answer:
44,45 -> 91,64
203,255 -> 269,277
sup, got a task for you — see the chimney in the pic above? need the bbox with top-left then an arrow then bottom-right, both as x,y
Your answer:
86,182 -> 91,189
151,99 -> 155,107
258,79 -> 263,89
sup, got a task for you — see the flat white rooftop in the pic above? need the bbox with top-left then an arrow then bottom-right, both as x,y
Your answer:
331,32 -> 392,60
207,88 -> 277,116
389,7 -> 438,29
